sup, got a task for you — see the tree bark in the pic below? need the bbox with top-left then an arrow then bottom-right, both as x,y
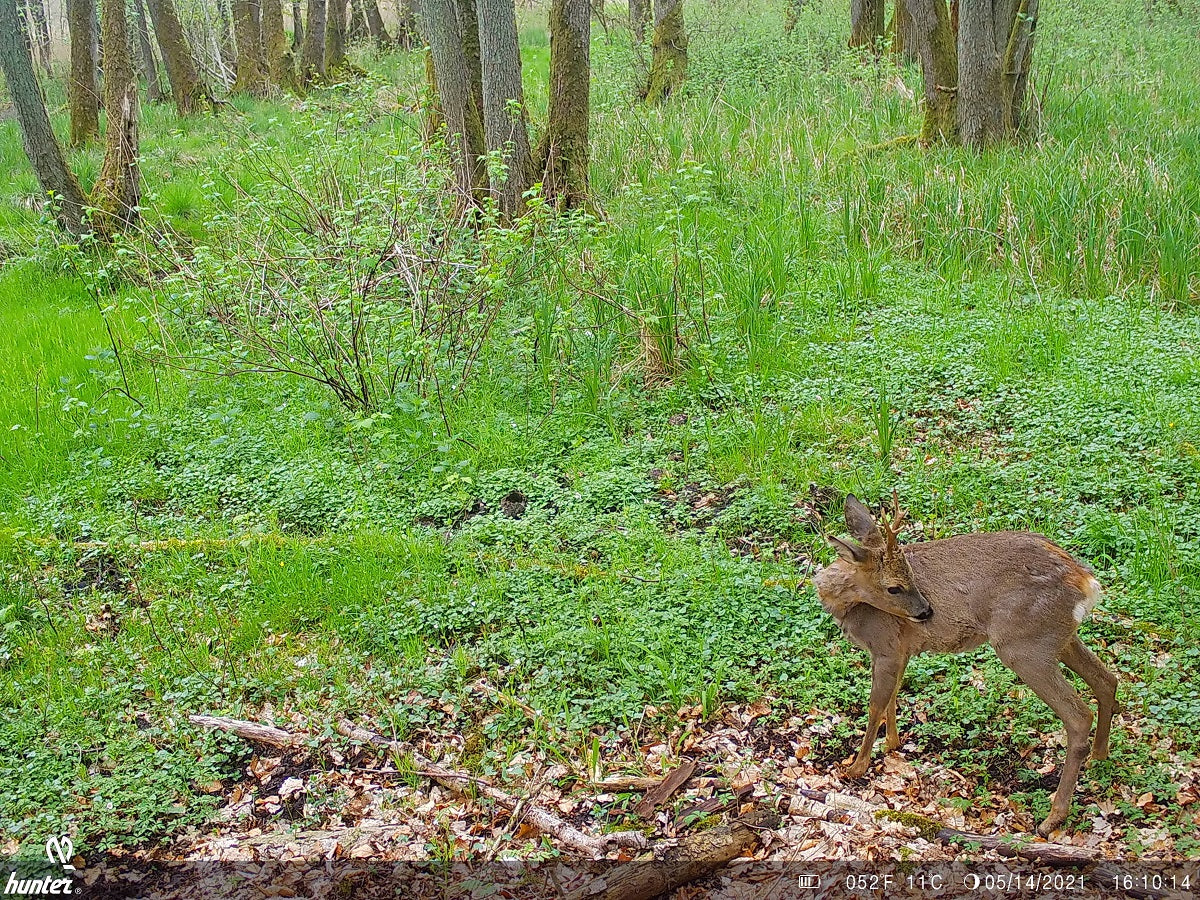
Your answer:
457,0 -> 484,130
891,0 -> 918,61
0,0 -> 90,233
232,0 -> 271,95
363,0 -> 388,44
90,0 -> 141,236
323,0 -> 346,71
629,0 -> 647,41
642,0 -> 685,104
20,0 -> 51,71
133,0 -> 168,102
907,0 -> 956,144
416,0 -> 486,203
849,0 -> 884,51
291,0 -> 303,49
299,0 -> 325,81
146,0 -> 210,114
263,0 -> 299,91
540,0 -> 590,208
477,0 -> 533,219
67,0 -> 101,144
216,0 -> 237,72
956,0 -> 1037,146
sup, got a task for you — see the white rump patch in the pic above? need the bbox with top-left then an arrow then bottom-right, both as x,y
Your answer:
1073,577 -> 1103,623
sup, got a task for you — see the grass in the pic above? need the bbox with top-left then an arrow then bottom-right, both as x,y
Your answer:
1,0 -> 1199,859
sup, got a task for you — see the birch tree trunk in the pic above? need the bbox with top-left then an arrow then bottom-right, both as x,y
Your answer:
849,0 -> 884,51
67,0 -> 100,144
90,0 -> 141,236
477,0 -> 533,219
416,0 -> 486,203
0,0 -> 90,233
146,0 -> 210,114
299,0 -> 325,81
540,0 -> 590,208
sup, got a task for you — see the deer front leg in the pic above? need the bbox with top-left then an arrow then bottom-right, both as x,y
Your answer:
884,659 -> 908,752
845,655 -> 905,779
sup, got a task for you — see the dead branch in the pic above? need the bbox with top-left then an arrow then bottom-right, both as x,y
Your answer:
564,807 -> 781,900
633,760 -> 697,820
189,715 -> 305,749
334,720 -> 649,857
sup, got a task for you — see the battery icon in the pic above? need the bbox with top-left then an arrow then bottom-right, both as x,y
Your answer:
797,874 -> 820,889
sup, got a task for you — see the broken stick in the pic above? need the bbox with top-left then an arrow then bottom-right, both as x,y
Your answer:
564,807 -> 781,900
334,719 -> 648,857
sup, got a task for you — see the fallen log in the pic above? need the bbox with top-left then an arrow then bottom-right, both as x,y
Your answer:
564,807 -> 780,900
188,714 -> 305,749
335,719 -> 649,857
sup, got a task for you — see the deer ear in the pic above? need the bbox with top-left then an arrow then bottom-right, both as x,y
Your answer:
844,495 -> 885,549
827,535 -> 867,563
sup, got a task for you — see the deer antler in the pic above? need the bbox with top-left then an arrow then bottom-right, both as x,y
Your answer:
880,489 -> 907,555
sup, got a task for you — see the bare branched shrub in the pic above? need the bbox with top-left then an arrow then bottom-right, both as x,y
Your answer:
123,122 -> 537,413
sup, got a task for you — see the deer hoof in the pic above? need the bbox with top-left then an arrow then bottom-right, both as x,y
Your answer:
842,763 -> 869,779
1036,814 -> 1065,837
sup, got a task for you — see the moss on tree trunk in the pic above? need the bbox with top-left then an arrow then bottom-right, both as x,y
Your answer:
67,0 -> 100,145
146,0 -> 211,114
263,0 -> 300,92
641,0 -> 685,105
539,0 -> 590,209
300,0 -> 326,82
90,0 -> 141,237
908,0 -> 957,145
232,0 -> 272,96
324,0 -> 347,72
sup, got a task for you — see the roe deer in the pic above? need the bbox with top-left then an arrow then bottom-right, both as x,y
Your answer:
814,493 -> 1118,836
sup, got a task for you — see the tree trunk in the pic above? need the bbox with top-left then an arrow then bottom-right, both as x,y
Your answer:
67,0 -> 101,144
291,0 -> 303,49
783,0 -> 804,35
458,0 -> 484,129
907,0 -> 956,144
416,0 -> 486,203
629,0 -> 647,41
540,0 -> 589,209
216,0 -> 237,72
0,0 -> 90,233
477,0 -> 533,219
21,0 -> 51,71
891,0 -> 917,61
90,0 -> 141,236
849,0 -> 884,51
146,0 -> 209,114
262,0 -> 298,90
231,0 -> 271,95
957,0 -> 1036,146
324,0 -> 346,71
395,0 -> 415,49
363,0 -> 388,44
133,0 -> 167,102
642,0 -> 684,104
299,0 -> 325,80
347,0 -> 366,41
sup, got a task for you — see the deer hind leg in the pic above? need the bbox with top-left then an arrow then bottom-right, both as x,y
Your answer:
845,654 -> 905,778
1062,635 -> 1118,761
998,646 -> 1093,836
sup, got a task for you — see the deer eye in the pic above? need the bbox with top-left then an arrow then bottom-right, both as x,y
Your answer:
887,586 -> 903,595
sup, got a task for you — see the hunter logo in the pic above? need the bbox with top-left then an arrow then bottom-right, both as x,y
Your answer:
2,836 -> 78,895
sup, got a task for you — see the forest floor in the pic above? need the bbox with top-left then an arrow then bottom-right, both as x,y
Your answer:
2,0 -> 1199,893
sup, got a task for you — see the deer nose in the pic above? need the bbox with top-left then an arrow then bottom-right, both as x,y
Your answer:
914,605 -> 933,622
